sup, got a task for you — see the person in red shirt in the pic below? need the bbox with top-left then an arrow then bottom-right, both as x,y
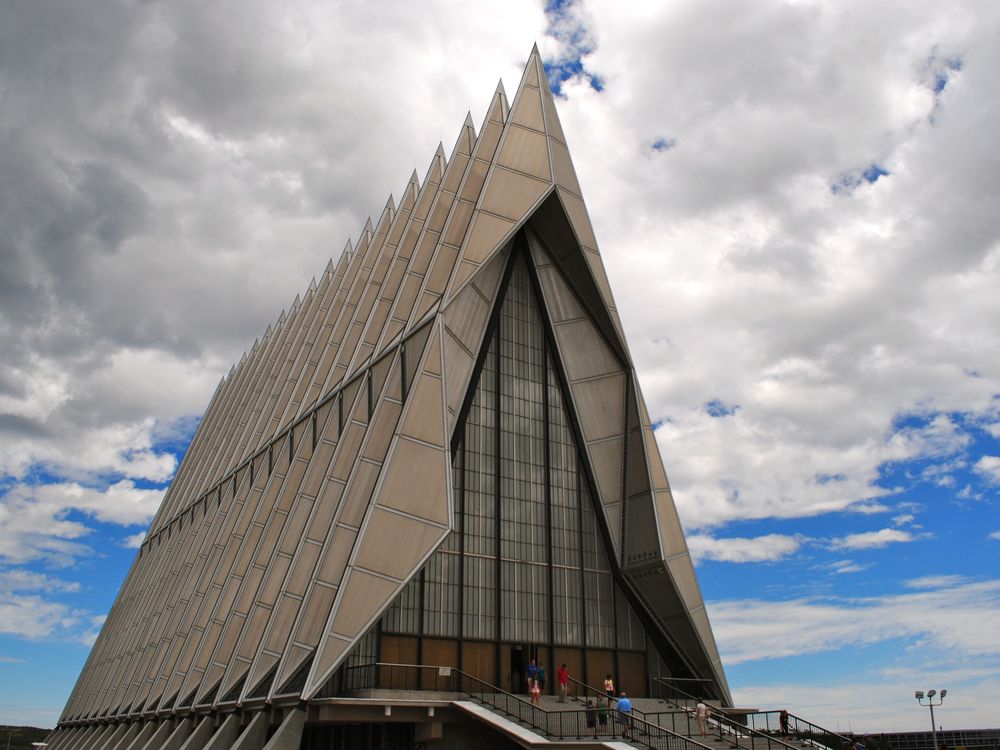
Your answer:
556,663 -> 569,703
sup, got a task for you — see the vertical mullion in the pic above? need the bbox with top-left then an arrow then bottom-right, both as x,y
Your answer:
612,578 -> 620,691
493,326 -> 502,684
457,439 -> 465,672
417,569 -> 425,668
577,455 -> 589,686
543,335 -> 555,679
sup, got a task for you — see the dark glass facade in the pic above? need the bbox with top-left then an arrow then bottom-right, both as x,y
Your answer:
376,250 -> 658,695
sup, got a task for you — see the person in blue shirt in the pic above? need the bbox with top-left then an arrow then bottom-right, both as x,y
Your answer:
525,659 -> 538,693
617,692 -> 633,740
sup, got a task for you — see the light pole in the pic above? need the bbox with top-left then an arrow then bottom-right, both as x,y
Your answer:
914,689 -> 947,750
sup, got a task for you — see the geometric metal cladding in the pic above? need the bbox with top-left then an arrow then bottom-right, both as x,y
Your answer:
56,44 -> 731,735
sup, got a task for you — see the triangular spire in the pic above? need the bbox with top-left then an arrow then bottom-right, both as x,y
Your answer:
495,78 -> 510,120
434,143 -> 447,181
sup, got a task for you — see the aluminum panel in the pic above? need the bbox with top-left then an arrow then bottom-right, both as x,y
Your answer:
555,319 -> 621,381
643,426 -> 671,491
496,126 -> 552,183
587,436 -> 624,512
624,490 -> 662,567
373,437 -> 449,526
480,167 -> 550,223
535,266 -> 587,323
461,212 -> 516,267
450,180 -> 485,233
398,374 -> 445,447
665,555 -> 707,614
508,85 -> 545,132
355,508 -> 445,580
442,332 -> 474,426
654,489 -> 688,556
470,243 -> 510,303
558,188 -> 598,251
570,373 -> 625,443
305,570 -> 400,692
337,460 -> 381,529
550,138 -> 583,198
541,89 -> 567,145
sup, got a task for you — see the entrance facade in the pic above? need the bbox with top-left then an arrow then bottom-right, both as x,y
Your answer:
340,243 -> 678,699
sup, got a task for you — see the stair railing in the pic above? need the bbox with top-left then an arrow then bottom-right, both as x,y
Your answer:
744,711 -> 853,750
341,661 -> 720,750
650,678 -> 805,750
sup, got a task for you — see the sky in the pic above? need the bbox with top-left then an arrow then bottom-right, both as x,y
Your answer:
1,0 -> 998,734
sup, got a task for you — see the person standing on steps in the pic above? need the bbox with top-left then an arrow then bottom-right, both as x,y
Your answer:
556,663 -> 569,702
695,697 -> 709,737
536,663 -> 546,695
598,696 -> 609,735
617,692 -> 633,740
525,659 -> 538,693
585,699 -> 598,738
530,678 -> 541,706
603,673 -> 615,701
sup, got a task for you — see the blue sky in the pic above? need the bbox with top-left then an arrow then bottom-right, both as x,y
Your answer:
1,0 -> 999,734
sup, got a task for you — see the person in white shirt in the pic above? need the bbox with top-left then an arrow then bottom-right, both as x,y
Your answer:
695,698 -> 709,736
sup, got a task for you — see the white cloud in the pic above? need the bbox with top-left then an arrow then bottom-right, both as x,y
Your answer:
0,594 -> 82,640
736,677 -> 1000,733
904,574 -> 966,589
546,0 -> 1000,532
122,531 -> 146,549
0,0 -> 998,733
892,513 -> 915,526
0,0 -> 550,493
0,569 -> 79,594
973,455 -> 1000,484
0,480 -> 163,565
830,528 -> 917,550
989,531 -> 1000,541
688,533 -> 802,563
828,559 -> 867,574
710,579 -> 1000,665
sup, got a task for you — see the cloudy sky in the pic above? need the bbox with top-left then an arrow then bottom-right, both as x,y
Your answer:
2,0 -> 999,732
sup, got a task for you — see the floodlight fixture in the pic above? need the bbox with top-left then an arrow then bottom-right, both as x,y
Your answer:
915,688 -> 947,750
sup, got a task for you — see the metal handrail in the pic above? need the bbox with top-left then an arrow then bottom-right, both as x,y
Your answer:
342,661 -> 718,750
651,678 -> 805,750
565,675 -> 657,723
744,710 -> 853,750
